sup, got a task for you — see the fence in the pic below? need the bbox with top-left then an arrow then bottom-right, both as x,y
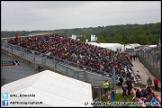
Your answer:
1,40 -> 114,87
92,85 -> 112,101
137,47 -> 161,82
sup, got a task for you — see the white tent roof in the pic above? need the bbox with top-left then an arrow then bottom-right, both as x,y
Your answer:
125,43 -> 141,49
87,42 -> 100,47
125,45 -> 134,49
87,42 -> 125,51
99,43 -> 123,48
1,70 -> 93,107
148,45 -> 157,48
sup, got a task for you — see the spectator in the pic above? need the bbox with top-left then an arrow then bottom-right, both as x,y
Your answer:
149,87 -> 154,93
122,81 -> 127,96
15,33 -> 19,40
140,89 -> 147,101
131,76 -> 135,84
126,78 -> 133,95
150,93 -> 158,106
154,77 -> 159,92
136,89 -> 141,98
111,90 -> 115,102
143,89 -> 148,98
140,89 -> 145,97
107,93 -> 111,102
144,97 -> 151,107
103,80 -> 109,95
109,69 -> 114,77
147,86 -> 152,95
119,76 -> 124,87
147,77 -> 152,86
154,95 -> 161,107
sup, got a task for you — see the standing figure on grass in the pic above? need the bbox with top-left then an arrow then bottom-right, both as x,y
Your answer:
122,81 -> 127,96
126,78 -> 133,95
111,90 -> 115,102
107,92 -> 111,102
103,80 -> 109,95
119,76 -> 124,87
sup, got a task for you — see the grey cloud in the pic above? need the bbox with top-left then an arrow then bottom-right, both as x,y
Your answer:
1,1 -> 161,31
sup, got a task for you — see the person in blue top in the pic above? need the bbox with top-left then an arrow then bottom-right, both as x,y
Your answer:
150,93 -> 158,107
109,68 -> 114,77
111,90 -> 115,102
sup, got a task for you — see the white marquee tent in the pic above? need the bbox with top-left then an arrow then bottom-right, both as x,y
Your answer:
1,70 -> 93,107
99,43 -> 124,51
87,42 -> 100,47
125,43 -> 141,49
87,42 -> 125,52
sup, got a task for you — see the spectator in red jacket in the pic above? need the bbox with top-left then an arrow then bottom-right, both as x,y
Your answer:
154,77 -> 159,92
15,33 -> 19,39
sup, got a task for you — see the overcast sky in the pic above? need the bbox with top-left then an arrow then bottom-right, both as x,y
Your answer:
1,1 -> 161,31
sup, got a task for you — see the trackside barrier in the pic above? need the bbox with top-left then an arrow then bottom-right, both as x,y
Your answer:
1,40 -> 112,87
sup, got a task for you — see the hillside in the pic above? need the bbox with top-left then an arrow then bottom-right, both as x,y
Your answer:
1,22 -> 161,45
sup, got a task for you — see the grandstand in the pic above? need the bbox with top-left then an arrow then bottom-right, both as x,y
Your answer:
1,34 -> 113,87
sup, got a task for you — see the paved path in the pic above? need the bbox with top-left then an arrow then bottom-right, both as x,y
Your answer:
131,59 -> 161,87
131,59 -> 161,96
115,58 -> 161,96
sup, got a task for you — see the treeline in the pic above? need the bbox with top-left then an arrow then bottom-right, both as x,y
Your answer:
1,22 -> 161,45
61,22 -> 161,45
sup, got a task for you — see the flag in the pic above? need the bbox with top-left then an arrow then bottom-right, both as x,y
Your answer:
72,34 -> 76,40
91,34 -> 96,41
95,36 -> 98,41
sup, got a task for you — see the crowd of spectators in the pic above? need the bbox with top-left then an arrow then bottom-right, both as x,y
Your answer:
6,33 -> 161,107
133,85 -> 161,107
7,33 -> 134,76
121,77 -> 161,107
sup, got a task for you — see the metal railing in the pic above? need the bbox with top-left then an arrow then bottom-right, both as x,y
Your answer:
1,40 -> 111,76
137,48 -> 161,82
1,40 -> 113,86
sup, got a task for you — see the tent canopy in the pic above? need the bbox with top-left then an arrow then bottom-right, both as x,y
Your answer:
125,43 -> 141,49
1,70 -> 93,107
87,42 -> 125,51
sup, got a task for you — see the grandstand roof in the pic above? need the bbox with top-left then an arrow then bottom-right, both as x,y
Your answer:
1,70 -> 93,107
